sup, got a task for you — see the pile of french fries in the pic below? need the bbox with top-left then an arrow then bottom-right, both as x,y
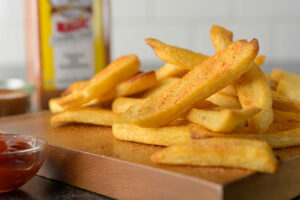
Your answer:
50,25 -> 300,173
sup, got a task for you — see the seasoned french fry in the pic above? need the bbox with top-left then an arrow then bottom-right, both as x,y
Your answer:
84,89 -> 117,107
271,68 -> 283,82
193,100 -> 217,109
219,85 -> 237,96
58,55 -> 141,108
49,97 -> 64,113
112,97 -> 143,113
50,89 -> 117,113
116,71 -> 157,97
112,122 -> 191,146
145,38 -> 208,69
190,123 -> 300,149
155,63 -> 189,81
121,40 -> 258,127
210,25 -> 233,52
61,80 -> 89,97
276,73 -> 300,101
151,138 -> 278,173
51,108 -> 115,127
143,78 -> 179,98
207,93 -> 241,109
272,93 -> 300,113
235,66 -> 274,132
211,25 -> 273,133
186,107 -> 261,132
274,109 -> 300,122
254,55 -> 265,66
271,68 -> 300,83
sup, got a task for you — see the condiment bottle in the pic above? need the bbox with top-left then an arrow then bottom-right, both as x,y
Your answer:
25,0 -> 110,110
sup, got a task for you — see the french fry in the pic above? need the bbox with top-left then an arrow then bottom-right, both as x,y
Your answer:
155,63 -> 189,81
254,55 -> 265,66
271,68 -> 300,83
51,108 -> 115,127
49,97 -> 64,113
211,25 -> 273,133
271,68 -> 283,82
151,138 -> 278,173
235,66 -> 274,132
143,77 -> 179,98
112,122 -> 191,146
272,94 -> 300,113
276,74 -> 300,101
274,109 -> 300,122
50,89 -> 117,113
209,25 -> 233,52
61,80 -> 89,97
116,71 -> 157,97
121,40 -> 258,127
61,81 -> 89,97
193,100 -> 217,109
207,93 -> 241,109
190,123 -> 300,149
219,85 -> 237,96
186,107 -> 261,132
145,38 -> 208,70
112,97 -> 143,113
58,55 -> 141,108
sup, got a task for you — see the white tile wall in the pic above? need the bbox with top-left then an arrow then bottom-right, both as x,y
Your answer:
0,0 -> 299,79
0,0 -> 25,72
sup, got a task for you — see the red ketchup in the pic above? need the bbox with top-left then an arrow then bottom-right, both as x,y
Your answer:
0,133 -> 8,153
0,134 -> 41,193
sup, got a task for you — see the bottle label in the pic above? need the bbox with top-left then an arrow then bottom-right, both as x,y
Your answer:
39,0 -> 106,90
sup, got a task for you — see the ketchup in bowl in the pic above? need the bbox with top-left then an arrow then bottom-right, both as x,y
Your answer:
0,133 -> 7,152
0,133 -> 47,193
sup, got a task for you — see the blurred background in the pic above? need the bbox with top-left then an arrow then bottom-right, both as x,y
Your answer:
0,0 -> 299,80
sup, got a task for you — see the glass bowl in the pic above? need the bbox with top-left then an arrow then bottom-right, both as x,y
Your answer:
0,134 -> 47,193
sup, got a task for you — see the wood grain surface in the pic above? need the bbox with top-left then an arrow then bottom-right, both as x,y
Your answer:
0,111 -> 300,200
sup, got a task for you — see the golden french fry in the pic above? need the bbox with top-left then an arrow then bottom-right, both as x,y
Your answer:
155,63 -> 189,81
210,25 -> 273,133
272,93 -> 300,113
59,55 -> 141,108
151,138 -> 278,173
271,68 -> 283,82
274,109 -> 300,122
210,25 -> 233,52
186,107 -> 261,132
116,71 -> 157,97
143,77 -> 179,98
112,97 -> 143,113
193,100 -> 217,109
207,92 -> 241,109
145,38 -> 208,69
235,66 -> 274,133
254,55 -> 265,66
50,89 -> 117,113
219,85 -> 237,96
121,40 -> 258,127
51,108 -> 115,127
49,97 -> 64,113
190,123 -> 300,149
123,40 -> 258,127
61,80 -> 89,97
112,122 -> 191,146
271,68 -> 300,83
84,89 -> 117,107
275,72 -> 300,101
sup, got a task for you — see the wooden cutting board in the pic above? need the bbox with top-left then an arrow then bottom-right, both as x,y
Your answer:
0,111 -> 300,200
